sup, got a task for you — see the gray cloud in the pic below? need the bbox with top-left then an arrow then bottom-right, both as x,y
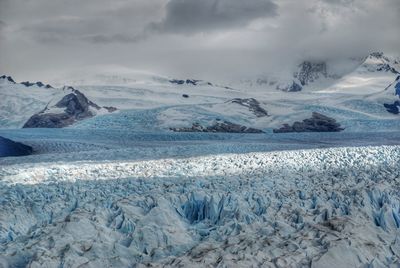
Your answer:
150,0 -> 278,33
0,0 -> 399,82
83,33 -> 146,44
321,0 -> 354,5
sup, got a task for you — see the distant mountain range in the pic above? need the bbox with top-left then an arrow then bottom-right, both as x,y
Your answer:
0,52 -> 399,132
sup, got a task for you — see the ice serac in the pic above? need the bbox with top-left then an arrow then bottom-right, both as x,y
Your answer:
23,89 -> 116,128
273,112 -> 344,133
0,136 -> 32,157
170,120 -> 264,133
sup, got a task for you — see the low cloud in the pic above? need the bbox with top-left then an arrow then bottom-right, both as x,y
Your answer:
150,0 -> 278,34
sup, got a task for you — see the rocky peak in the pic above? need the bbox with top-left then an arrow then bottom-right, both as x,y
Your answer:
0,75 -> 16,84
23,89 -> 116,128
55,90 -> 94,118
21,81 -> 53,88
294,61 -> 328,86
363,52 -> 399,74
368,52 -> 390,62
230,98 -> 268,117
273,112 -> 344,133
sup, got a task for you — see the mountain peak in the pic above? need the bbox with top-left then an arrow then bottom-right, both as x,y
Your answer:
20,81 -> 54,88
294,61 -> 328,86
360,52 -> 399,74
367,52 -> 394,63
0,75 -> 16,84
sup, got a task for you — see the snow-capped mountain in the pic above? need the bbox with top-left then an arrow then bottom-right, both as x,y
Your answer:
0,52 -> 399,132
23,87 -> 115,128
234,52 -> 399,93
0,75 -> 16,85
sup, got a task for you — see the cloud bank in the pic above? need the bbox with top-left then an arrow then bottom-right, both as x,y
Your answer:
0,0 -> 398,81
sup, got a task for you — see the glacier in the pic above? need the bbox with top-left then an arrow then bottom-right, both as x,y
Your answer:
1,142 -> 400,267
1,52 -> 400,267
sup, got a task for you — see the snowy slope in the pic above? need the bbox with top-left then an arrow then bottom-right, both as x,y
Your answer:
1,52 -> 399,133
0,83 -> 72,128
317,52 -> 399,95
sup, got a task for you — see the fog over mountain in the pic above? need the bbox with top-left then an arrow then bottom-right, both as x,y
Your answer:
0,0 -> 399,81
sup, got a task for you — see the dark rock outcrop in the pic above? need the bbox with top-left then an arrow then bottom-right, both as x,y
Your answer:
230,98 -> 268,117
22,113 -> 75,128
170,79 -> 185,85
20,81 -> 34,87
365,52 -> 399,74
295,61 -> 328,86
273,112 -> 344,133
54,90 -> 96,118
0,75 -> 16,84
171,120 -> 264,133
0,136 -> 33,157
170,79 -> 213,86
276,81 -> 303,92
376,64 -> 399,74
170,79 -> 202,85
369,52 -> 387,60
394,76 -> 400,96
103,106 -> 118,113
21,81 -> 53,88
384,101 -> 400,114
23,89 -> 114,128
383,76 -> 400,114
186,79 -> 200,85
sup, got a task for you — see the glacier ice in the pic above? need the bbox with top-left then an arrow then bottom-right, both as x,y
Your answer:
0,145 -> 400,266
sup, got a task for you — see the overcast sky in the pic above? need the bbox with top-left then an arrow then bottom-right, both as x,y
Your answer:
0,0 -> 399,81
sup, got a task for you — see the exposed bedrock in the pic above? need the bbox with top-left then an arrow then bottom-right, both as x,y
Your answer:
170,120 -> 264,133
23,89 -> 116,128
274,112 -> 344,133
229,98 -> 268,117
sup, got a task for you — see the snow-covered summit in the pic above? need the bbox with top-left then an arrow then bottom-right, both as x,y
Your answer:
294,61 -> 329,86
23,88 -> 115,128
0,75 -> 16,85
359,52 -> 399,74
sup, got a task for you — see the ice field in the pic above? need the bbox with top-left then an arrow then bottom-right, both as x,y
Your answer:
1,52 -> 400,267
1,144 -> 400,267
